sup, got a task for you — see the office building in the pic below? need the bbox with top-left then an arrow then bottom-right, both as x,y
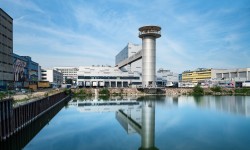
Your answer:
181,68 -> 250,87
41,69 -> 63,86
182,68 -> 212,83
13,54 -> 39,87
13,53 -> 39,88
53,67 -> 78,84
23,56 -> 39,83
0,8 -> 13,89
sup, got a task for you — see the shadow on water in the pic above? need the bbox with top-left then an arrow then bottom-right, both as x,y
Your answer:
0,100 -> 68,150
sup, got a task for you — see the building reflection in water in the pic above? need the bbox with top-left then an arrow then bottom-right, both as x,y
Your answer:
166,96 -> 250,117
116,98 -> 158,150
194,96 -> 250,117
70,96 -> 159,150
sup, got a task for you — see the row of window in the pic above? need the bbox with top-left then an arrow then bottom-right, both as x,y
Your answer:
0,50 -> 12,57
1,32 -> 12,40
0,23 -> 12,33
0,13 -> 12,25
0,41 -> 12,49
0,61 -> 12,65
78,76 -> 140,80
0,70 -> 13,74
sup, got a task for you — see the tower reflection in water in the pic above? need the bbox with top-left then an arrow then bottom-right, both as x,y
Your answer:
116,99 -> 158,150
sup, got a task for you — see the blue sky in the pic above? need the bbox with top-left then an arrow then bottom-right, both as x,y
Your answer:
0,0 -> 249,73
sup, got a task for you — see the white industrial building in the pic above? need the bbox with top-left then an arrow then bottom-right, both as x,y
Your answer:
211,68 -> 250,87
41,69 -> 63,86
53,67 -> 78,83
116,43 -> 142,74
77,66 -> 141,87
157,69 -> 179,86
115,43 -> 179,87
212,68 -> 250,81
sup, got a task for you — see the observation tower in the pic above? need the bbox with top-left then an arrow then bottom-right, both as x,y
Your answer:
139,25 -> 161,88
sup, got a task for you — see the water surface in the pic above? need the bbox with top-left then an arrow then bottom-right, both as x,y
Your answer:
8,96 -> 250,150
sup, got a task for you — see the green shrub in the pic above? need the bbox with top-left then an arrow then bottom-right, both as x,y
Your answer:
64,89 -> 71,95
0,92 -> 6,100
192,85 -> 204,95
79,89 -> 86,95
99,88 -> 110,95
235,88 -> 250,95
210,86 -> 222,92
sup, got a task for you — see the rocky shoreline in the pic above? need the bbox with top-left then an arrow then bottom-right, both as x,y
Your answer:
71,87 -> 250,96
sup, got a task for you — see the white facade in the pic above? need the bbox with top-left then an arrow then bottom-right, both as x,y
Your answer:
116,43 -> 179,87
115,43 -> 141,65
156,69 -> 179,86
212,68 -> 250,82
53,67 -> 79,83
38,65 -> 42,81
41,69 -> 63,85
77,66 -> 141,87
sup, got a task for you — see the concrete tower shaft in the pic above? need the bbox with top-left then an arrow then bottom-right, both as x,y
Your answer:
139,26 -> 161,88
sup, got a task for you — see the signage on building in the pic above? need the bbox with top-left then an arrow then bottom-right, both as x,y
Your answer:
14,59 -> 27,82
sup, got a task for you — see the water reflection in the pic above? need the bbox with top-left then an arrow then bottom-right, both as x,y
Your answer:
69,96 -> 160,150
2,96 -> 250,150
163,96 -> 250,117
196,96 -> 250,117
116,100 -> 158,150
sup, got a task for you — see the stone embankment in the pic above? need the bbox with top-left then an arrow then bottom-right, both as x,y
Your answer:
72,87 -> 249,96
72,88 -> 194,96
72,88 -> 143,95
164,88 -> 193,95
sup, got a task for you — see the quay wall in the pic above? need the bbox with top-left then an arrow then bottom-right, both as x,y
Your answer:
0,92 -> 70,141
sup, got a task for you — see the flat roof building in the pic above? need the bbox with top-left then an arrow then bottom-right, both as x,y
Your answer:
41,69 -> 63,86
0,8 -> 13,89
77,66 -> 141,87
182,68 -> 212,83
54,67 -> 79,84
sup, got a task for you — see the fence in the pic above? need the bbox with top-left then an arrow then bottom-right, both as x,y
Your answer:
0,92 -> 70,141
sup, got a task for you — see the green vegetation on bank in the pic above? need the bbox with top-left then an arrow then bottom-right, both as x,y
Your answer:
192,85 -> 204,96
73,89 -> 91,96
98,88 -> 110,95
0,92 -> 6,100
0,91 -> 15,100
235,88 -> 250,95
210,86 -> 222,92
